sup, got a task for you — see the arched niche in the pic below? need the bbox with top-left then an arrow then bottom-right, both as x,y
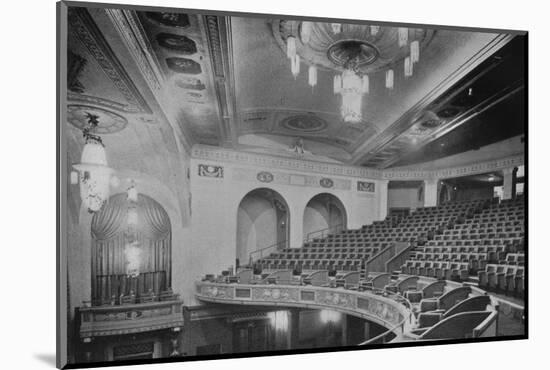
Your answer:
90,192 -> 172,304
236,188 -> 290,268
303,193 -> 347,239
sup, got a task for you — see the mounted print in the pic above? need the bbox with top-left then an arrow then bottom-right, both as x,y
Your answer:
57,1 -> 527,368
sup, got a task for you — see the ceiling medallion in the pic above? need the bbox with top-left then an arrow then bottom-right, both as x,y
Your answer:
67,105 -> 128,134
272,20 -> 435,123
327,40 -> 379,68
280,114 -> 328,132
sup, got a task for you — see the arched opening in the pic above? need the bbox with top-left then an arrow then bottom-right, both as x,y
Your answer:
303,193 -> 347,240
91,193 -> 172,305
236,188 -> 289,268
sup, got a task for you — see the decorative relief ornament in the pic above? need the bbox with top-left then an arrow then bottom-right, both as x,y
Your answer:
257,171 -> 274,183
357,181 -> 375,192
198,164 -> 224,178
320,178 -> 334,188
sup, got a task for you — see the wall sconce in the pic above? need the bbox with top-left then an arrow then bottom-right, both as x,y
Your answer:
72,113 -> 114,213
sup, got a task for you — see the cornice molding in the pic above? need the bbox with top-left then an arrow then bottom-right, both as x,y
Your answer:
193,145 -> 524,183
104,9 -> 165,92
384,154 -> 524,181
202,15 -> 238,147
68,7 -> 152,114
192,145 -> 383,180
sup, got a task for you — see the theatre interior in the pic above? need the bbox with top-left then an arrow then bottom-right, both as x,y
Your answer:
61,5 -> 526,365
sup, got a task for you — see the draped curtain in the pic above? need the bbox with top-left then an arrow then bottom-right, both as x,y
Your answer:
91,193 -> 172,303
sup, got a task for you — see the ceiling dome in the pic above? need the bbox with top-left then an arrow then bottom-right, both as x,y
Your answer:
272,20 -> 435,74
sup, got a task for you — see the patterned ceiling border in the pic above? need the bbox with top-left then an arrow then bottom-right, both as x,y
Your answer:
192,145 -> 383,180
202,15 -> 238,146
68,7 -> 152,114
67,92 -> 139,113
193,145 -> 523,183
104,9 -> 164,92
232,168 -> 352,191
384,154 -> 524,181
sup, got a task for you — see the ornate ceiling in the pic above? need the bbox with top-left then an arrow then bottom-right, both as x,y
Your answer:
65,6 -> 525,171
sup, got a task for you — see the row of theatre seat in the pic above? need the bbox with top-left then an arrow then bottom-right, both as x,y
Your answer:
401,197 -> 525,297
254,197 -> 524,298
201,269 -> 498,340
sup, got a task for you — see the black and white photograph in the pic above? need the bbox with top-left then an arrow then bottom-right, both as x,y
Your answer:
54,1 -> 530,368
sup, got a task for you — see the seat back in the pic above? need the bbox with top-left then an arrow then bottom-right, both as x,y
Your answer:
237,269 -> 253,284
419,311 -> 495,340
438,286 -> 471,311
370,273 -> 392,289
422,280 -> 446,299
396,275 -> 419,293
443,295 -> 491,318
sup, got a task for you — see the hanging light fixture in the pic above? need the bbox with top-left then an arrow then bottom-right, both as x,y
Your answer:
410,40 -> 420,63
290,54 -> 300,79
127,180 -> 138,202
337,67 -> 365,123
398,27 -> 409,47
308,65 -> 317,88
385,69 -> 394,90
72,113 -> 114,213
286,35 -> 296,59
404,56 -> 413,78
300,21 -> 313,44
333,74 -> 342,94
331,23 -> 342,34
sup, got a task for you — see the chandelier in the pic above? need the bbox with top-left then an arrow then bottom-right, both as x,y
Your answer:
125,181 -> 141,278
71,113 -> 114,213
279,21 -> 428,123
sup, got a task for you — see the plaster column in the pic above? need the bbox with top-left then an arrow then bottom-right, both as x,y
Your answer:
502,167 -> 517,200
378,180 -> 389,221
424,178 -> 439,207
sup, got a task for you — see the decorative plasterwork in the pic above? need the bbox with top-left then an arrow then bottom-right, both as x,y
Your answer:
432,154 -> 524,180
232,167 -> 352,191
193,145 -> 524,183
67,104 -> 128,134
202,15 -> 238,147
272,20 -> 435,75
192,145 -> 383,180
195,282 -> 407,328
198,164 -> 224,178
79,300 -> 184,338
104,9 -> 165,92
384,154 -> 524,181
68,7 -> 153,114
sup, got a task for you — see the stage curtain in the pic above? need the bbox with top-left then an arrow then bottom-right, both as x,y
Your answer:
91,193 -> 172,303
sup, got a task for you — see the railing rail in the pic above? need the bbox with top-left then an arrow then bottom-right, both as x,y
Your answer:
359,288 -> 414,345
304,223 -> 345,243
249,239 -> 288,265
247,224 -> 346,266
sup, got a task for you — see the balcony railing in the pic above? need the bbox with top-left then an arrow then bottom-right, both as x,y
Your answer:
195,280 -> 412,334
78,298 -> 184,339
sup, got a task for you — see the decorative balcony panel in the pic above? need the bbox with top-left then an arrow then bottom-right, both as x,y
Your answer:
195,282 -> 410,330
79,299 -> 184,339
